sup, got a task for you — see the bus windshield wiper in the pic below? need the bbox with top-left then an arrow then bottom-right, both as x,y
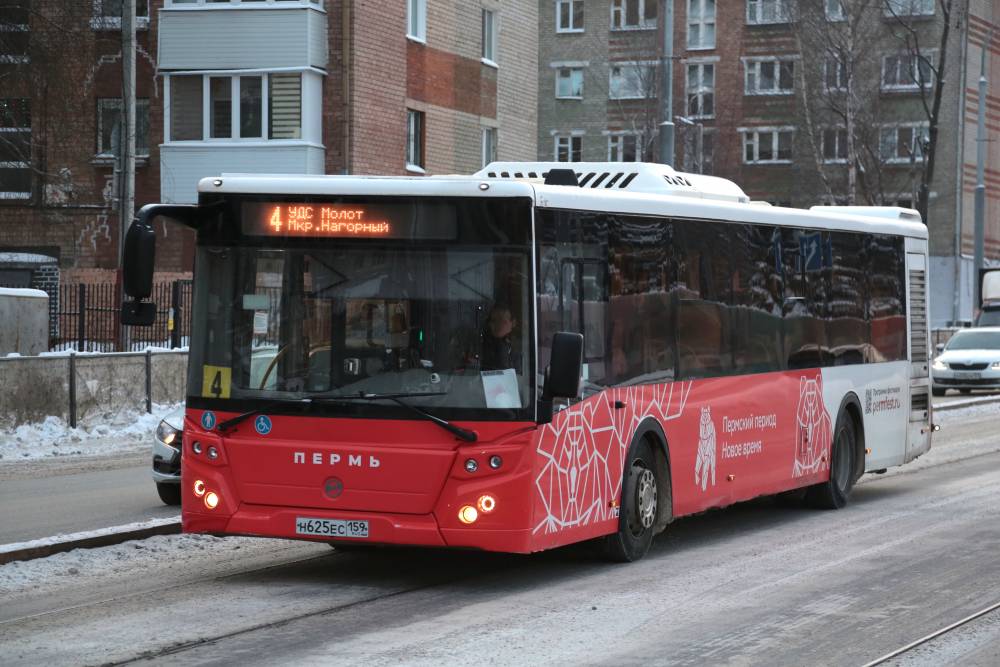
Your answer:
216,399 -> 307,434
311,391 -> 477,442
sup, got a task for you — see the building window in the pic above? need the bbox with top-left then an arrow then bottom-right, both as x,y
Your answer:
407,0 -> 426,41
557,0 -> 584,32
823,57 -> 847,91
166,0 -> 325,5
96,98 -> 150,158
744,57 -> 795,95
741,127 -> 794,163
700,129 -> 714,174
0,98 -> 30,199
482,9 -> 497,64
686,63 -> 714,118
168,73 -> 303,141
687,0 -> 716,49
825,0 -> 846,20
610,63 -> 654,99
822,127 -> 847,163
556,67 -> 584,98
91,0 -> 150,30
406,109 -> 424,170
746,0 -> 791,25
0,0 -> 30,64
481,127 -> 497,167
608,134 -> 640,162
879,123 -> 929,163
555,135 -> 582,162
611,0 -> 657,30
884,0 -> 934,17
881,52 -> 934,90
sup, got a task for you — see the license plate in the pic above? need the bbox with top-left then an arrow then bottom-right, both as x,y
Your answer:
295,517 -> 369,539
954,371 -> 981,380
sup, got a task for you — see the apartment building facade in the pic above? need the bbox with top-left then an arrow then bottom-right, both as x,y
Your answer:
1,0 -> 537,283
538,0 -> 999,325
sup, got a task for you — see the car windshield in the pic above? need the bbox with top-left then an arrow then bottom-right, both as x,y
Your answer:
187,198 -> 534,417
945,331 -> 1000,351
976,309 -> 1000,327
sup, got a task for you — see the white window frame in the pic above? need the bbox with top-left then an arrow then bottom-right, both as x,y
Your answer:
746,0 -> 792,25
743,56 -> 796,95
163,69 -> 314,144
610,0 -> 657,31
881,51 -> 935,91
687,0 -> 716,50
697,127 -> 715,174
821,126 -> 847,164
554,134 -> 583,162
685,62 -> 715,119
0,99 -> 31,200
883,0 -> 935,17
407,0 -> 426,43
555,67 -> 584,99
96,98 -> 151,159
481,127 -> 497,167
879,122 -> 929,164
607,132 -> 642,162
481,9 -> 498,66
91,0 -> 151,31
609,62 -> 656,100
824,0 -> 846,21
556,0 -> 584,33
164,0 -> 324,7
823,57 -> 847,92
740,126 -> 795,164
406,109 -> 425,172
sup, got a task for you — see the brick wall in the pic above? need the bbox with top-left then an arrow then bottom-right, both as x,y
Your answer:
0,0 -> 193,275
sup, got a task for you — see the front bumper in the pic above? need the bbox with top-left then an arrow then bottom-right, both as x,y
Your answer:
152,435 -> 181,484
931,368 -> 1000,391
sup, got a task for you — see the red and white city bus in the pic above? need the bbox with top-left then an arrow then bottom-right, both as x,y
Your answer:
121,162 -> 932,561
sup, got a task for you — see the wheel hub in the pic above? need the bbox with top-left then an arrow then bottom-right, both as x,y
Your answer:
635,468 -> 657,531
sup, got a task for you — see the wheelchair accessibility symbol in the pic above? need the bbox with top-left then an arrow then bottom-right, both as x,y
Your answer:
201,411 -> 216,430
255,415 -> 272,435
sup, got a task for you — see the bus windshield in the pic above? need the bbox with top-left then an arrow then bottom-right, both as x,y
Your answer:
187,198 -> 534,417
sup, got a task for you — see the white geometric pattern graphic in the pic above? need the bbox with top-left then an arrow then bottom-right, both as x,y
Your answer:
792,374 -> 833,477
694,406 -> 717,492
533,381 -> 693,535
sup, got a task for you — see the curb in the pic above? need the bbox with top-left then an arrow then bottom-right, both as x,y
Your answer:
933,396 -> 1000,412
0,520 -> 181,565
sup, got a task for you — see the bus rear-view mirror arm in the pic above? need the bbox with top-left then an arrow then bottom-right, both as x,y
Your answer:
537,332 -> 584,425
121,204 -> 202,326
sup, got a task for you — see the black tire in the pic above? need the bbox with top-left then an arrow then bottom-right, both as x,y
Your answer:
156,482 -> 181,506
603,439 -> 660,562
806,410 -> 857,510
931,387 -> 945,397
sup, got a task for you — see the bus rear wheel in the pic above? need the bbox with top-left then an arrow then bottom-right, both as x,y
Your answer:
603,439 -> 659,562
806,410 -> 857,510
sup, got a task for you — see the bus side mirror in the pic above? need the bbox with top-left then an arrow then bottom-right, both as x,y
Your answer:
121,219 -> 157,326
537,332 -> 584,425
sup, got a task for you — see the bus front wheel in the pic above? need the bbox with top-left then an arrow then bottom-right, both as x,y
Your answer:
603,439 -> 659,562
806,410 -> 857,510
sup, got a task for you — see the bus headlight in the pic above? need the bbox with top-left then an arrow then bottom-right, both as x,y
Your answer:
193,480 -> 206,497
204,491 -> 220,510
477,495 -> 497,513
458,505 -> 478,524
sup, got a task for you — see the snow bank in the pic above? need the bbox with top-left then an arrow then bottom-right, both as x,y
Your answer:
0,287 -> 48,299
0,400 -> 183,462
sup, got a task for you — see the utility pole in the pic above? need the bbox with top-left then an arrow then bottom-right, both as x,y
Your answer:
120,0 -> 136,267
973,36 -> 988,313
658,0 -> 674,167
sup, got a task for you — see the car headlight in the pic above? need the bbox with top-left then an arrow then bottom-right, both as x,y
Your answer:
992,361 -> 1000,370
932,359 -> 947,371
156,420 -> 181,447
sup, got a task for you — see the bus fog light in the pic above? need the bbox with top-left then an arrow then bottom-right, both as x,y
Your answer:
458,505 -> 478,524
207,446 -> 219,460
477,495 -> 496,513
204,491 -> 220,510
193,480 -> 206,497
192,441 -> 203,455
464,458 -> 478,473
489,455 -> 502,469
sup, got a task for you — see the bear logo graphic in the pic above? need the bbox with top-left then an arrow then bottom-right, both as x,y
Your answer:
694,406 -> 717,491
793,375 -> 833,477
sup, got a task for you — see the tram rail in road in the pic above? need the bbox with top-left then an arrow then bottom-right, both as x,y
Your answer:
863,600 -> 1000,666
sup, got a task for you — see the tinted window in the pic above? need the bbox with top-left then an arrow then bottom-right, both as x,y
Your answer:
731,224 -> 784,373
782,228 -> 830,369
868,234 -> 906,361
828,231 -> 869,365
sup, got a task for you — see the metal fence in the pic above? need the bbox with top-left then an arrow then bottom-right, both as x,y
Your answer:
47,280 -> 193,352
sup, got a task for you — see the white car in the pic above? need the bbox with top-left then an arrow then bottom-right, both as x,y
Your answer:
931,327 -> 1000,397
152,405 -> 184,505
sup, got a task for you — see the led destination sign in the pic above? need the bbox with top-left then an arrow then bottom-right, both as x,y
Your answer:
241,202 -> 458,240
